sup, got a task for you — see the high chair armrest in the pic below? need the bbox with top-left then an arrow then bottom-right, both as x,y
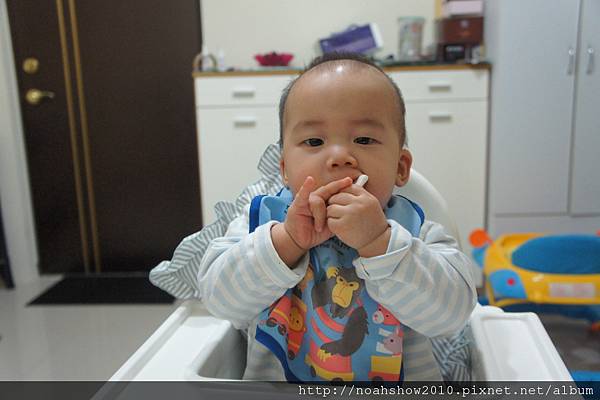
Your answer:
109,300 -> 245,381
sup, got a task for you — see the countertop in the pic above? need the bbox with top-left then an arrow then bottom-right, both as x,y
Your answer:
192,61 -> 491,77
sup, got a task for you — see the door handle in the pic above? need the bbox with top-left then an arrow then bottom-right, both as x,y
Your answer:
567,47 -> 575,75
428,111 -> 453,121
428,81 -> 452,91
232,87 -> 256,98
233,116 -> 257,127
25,89 -> 55,105
587,46 -> 595,74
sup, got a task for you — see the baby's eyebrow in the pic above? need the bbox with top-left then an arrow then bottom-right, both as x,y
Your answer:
293,118 -> 384,132
350,118 -> 384,129
292,120 -> 324,132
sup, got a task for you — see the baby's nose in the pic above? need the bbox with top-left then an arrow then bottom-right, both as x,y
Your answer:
326,146 -> 357,169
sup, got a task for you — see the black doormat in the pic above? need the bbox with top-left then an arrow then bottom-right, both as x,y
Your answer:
28,275 -> 175,305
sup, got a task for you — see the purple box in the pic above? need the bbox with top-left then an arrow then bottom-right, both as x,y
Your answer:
319,24 -> 383,54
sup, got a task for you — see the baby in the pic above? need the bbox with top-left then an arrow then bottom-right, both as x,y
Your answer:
195,52 -> 476,382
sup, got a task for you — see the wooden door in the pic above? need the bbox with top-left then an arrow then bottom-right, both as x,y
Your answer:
7,0 -> 203,274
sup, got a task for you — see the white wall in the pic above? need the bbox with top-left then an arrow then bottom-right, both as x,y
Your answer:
0,0 -> 39,285
0,0 -> 439,286
201,0 -> 439,69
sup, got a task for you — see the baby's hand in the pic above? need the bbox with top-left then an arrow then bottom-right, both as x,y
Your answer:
284,176 -> 352,250
327,184 -> 389,254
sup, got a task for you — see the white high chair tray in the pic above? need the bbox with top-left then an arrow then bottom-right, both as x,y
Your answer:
469,306 -> 572,381
111,301 -> 572,382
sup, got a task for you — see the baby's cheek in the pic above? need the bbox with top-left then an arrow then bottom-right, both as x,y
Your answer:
371,188 -> 393,210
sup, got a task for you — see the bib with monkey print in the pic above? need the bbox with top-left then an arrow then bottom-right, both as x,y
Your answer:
250,188 -> 424,383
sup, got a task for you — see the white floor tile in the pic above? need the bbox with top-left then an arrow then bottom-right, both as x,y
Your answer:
0,275 -> 178,380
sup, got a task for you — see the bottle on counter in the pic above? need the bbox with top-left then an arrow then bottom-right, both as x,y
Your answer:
397,16 -> 425,62
216,49 -> 227,72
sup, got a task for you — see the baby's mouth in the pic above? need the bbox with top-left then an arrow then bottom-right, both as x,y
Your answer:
322,173 -> 367,187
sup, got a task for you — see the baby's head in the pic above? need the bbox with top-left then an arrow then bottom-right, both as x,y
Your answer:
278,52 -> 412,208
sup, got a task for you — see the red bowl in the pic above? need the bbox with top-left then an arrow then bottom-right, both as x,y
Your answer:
254,52 -> 294,67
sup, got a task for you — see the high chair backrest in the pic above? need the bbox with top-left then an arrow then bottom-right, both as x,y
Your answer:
394,169 -> 462,249
150,144 -> 465,301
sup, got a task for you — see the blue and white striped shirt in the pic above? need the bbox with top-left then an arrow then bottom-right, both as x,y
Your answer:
196,203 -> 477,381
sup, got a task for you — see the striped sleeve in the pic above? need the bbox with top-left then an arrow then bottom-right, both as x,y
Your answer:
353,220 -> 477,337
149,143 -> 285,300
197,206 -> 309,329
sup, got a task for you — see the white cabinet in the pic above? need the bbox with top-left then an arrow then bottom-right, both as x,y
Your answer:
195,75 -> 292,224
486,0 -> 600,234
197,107 -> 280,217
571,0 -> 600,215
388,68 -> 489,250
194,67 -> 489,249
404,100 -> 488,250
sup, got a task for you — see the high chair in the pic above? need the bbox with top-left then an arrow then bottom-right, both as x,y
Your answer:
110,170 -> 572,382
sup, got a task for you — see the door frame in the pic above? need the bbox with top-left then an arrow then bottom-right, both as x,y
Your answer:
0,0 -> 39,286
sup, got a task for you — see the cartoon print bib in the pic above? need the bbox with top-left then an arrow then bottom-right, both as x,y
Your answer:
250,188 -> 424,383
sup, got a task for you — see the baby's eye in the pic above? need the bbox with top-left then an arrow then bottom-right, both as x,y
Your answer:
354,136 -> 377,145
303,138 -> 324,147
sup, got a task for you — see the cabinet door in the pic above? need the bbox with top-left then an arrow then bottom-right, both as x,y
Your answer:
406,101 -> 488,249
195,75 -> 293,107
389,69 -> 488,102
487,0 -> 580,215
571,0 -> 600,215
197,107 -> 279,224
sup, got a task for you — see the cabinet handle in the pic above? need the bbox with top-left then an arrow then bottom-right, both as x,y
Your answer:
232,87 -> 256,97
428,81 -> 452,91
233,116 -> 257,127
567,47 -> 575,75
428,111 -> 452,121
587,46 -> 595,74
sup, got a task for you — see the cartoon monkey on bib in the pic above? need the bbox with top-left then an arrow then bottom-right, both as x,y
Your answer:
310,266 -> 368,360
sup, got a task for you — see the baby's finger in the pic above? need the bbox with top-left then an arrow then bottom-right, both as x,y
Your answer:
339,183 -> 367,196
326,216 -> 342,235
328,192 -> 356,206
294,176 -> 316,207
326,204 -> 345,219
312,177 -> 353,201
309,193 -> 327,232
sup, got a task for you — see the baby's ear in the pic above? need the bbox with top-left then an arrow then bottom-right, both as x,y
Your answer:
279,158 -> 288,185
395,149 -> 412,187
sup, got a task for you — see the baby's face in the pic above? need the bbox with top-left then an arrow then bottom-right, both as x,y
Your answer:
280,64 -> 412,208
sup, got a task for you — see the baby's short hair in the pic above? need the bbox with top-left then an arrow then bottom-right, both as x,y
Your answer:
278,52 -> 407,148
